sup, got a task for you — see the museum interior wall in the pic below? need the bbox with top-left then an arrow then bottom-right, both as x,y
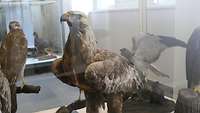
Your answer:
0,0 -> 183,97
173,0 -> 200,97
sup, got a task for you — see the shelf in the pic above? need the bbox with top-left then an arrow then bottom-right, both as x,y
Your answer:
26,55 -> 61,65
0,0 -> 56,6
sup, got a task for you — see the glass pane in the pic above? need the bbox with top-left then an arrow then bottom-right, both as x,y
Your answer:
144,0 -> 177,98
5,0 -> 200,113
0,1 -> 63,112
0,0 -> 63,63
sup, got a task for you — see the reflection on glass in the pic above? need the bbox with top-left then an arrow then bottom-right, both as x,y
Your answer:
0,0 -> 62,65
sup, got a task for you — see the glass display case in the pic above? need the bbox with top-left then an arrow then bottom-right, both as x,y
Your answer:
0,0 -> 200,113
0,0 -> 63,71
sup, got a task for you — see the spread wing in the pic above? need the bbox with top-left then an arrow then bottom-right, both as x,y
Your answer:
186,27 -> 200,88
131,33 -> 186,78
85,50 -> 143,94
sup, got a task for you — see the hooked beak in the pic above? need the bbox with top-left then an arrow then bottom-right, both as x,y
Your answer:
60,12 -> 69,23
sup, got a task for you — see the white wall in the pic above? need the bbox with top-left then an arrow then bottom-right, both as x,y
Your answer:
61,0 -> 189,97
89,9 -> 140,53
89,8 -> 176,89
173,0 -> 200,97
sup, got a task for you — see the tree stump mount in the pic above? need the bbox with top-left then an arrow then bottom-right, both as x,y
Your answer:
175,88 -> 200,113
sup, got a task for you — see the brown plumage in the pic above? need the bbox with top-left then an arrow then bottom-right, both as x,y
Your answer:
0,21 -> 27,113
52,11 -> 142,113
53,11 -> 97,90
0,69 -> 11,113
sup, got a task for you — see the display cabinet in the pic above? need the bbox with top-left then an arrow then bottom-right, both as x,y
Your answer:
0,0 -> 200,113
0,0 -> 63,74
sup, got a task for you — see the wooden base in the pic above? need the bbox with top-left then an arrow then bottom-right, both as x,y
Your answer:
123,97 -> 175,113
55,97 -> 175,113
175,88 -> 200,113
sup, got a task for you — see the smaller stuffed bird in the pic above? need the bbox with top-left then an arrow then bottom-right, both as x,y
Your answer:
33,32 -> 52,56
0,21 -> 27,113
121,33 -> 187,79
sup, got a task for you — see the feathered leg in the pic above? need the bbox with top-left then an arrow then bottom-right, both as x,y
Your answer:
107,93 -> 123,113
19,63 -> 26,89
78,89 -> 83,100
10,84 -> 17,113
52,58 -> 64,77
53,59 -> 87,113
85,92 -> 104,113
0,74 -> 11,113
56,99 -> 86,113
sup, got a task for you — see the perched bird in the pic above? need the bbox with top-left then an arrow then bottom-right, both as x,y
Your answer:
0,68 -> 11,113
121,33 -> 187,78
52,11 -> 98,103
0,21 -> 27,113
52,11 -> 143,113
186,27 -> 200,89
33,32 -> 51,56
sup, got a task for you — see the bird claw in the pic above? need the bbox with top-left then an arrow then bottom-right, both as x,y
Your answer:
20,81 -> 25,89
56,106 -> 72,113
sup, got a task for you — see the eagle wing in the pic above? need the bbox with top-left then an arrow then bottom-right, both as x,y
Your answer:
52,58 -> 78,87
85,50 -> 142,94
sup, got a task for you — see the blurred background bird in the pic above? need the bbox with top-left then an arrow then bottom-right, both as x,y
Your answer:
33,32 -> 53,57
0,21 -> 27,113
120,32 -> 187,79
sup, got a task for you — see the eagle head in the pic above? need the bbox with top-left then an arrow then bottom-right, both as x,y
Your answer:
9,21 -> 22,32
60,11 -> 89,31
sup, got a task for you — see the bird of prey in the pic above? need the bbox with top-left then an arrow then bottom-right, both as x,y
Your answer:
52,11 -> 143,113
33,32 -> 51,56
121,32 -> 187,79
0,21 -> 27,113
186,27 -> 200,89
0,68 -> 11,113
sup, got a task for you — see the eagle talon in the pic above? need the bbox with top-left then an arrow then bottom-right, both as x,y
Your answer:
20,80 -> 25,89
56,106 -> 71,113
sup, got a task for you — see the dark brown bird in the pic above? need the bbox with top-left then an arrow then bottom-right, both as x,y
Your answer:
52,11 -> 143,113
0,21 -> 27,113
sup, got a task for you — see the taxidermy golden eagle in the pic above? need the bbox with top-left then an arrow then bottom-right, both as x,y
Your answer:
52,11 -> 143,113
0,21 -> 27,113
0,69 -> 11,113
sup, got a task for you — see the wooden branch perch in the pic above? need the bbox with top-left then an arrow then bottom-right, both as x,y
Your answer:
16,84 -> 40,94
56,100 -> 86,113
